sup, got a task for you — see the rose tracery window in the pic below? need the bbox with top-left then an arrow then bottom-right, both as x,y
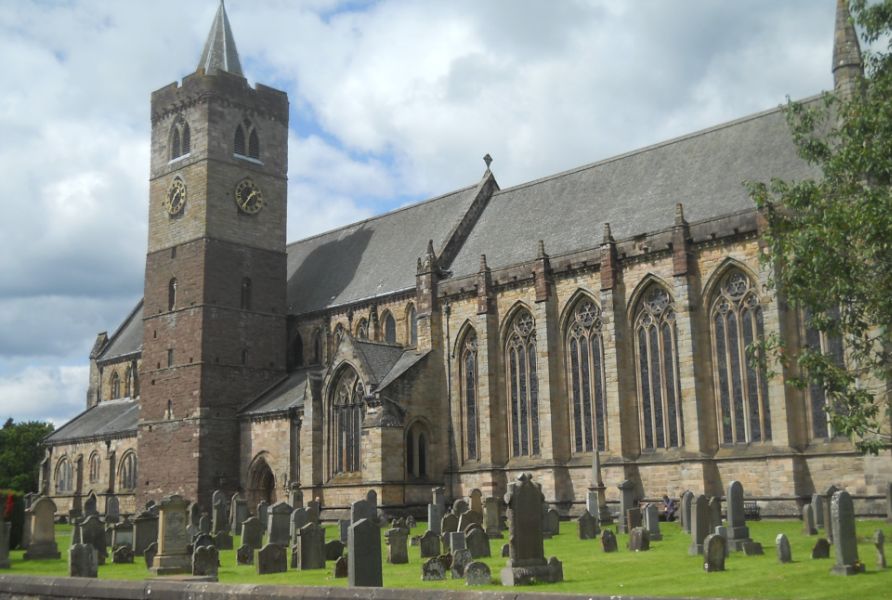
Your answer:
635,285 -> 684,450
711,269 -> 772,444
506,309 -> 540,456
329,367 -> 364,476
461,331 -> 480,460
566,299 -> 608,453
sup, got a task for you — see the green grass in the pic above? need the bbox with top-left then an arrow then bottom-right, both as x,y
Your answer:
5,519 -> 890,599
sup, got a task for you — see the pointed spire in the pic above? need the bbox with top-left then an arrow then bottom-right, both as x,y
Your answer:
198,1 -> 244,76
833,0 -> 863,99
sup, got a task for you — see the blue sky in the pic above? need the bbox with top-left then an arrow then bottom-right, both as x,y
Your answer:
0,0 -> 839,426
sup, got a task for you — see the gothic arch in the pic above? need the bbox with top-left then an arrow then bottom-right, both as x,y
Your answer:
405,303 -> 417,346
326,363 -> 365,478
380,310 -> 397,344
558,288 -> 601,334
563,292 -> 608,453
503,304 -> 540,457
702,257 -> 762,308
246,452 -> 276,506
87,451 -> 101,485
625,273 -> 673,323
405,418 -> 431,479
498,300 -> 536,343
454,322 -> 480,462
451,319 -> 477,357
117,451 -> 138,491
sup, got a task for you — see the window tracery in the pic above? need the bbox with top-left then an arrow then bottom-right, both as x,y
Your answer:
461,330 -> 479,460
566,298 -> 607,453
234,119 -> 260,159
506,309 -> 540,456
169,118 -> 190,161
88,453 -> 100,485
55,457 -> 73,493
329,367 -> 364,476
356,318 -> 369,340
118,452 -> 137,491
803,308 -> 845,439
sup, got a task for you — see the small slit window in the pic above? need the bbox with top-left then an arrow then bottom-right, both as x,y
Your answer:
168,278 -> 177,311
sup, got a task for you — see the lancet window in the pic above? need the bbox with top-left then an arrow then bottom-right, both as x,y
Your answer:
803,308 -> 846,439
506,309 -> 540,457
234,119 -> 260,159
329,367 -> 364,476
566,298 -> 607,452
383,312 -> 397,344
407,304 -> 417,346
460,330 -> 479,460
55,457 -> 73,493
88,453 -> 101,485
118,452 -> 137,491
169,118 -> 190,160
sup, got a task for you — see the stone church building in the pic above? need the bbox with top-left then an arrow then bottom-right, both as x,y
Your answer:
41,1 -> 889,518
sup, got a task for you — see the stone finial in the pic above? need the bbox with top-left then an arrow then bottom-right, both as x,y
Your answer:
537,239 -> 547,258
479,254 -> 488,271
675,202 -> 687,226
833,0 -> 863,99
483,154 -> 493,169
602,222 -> 614,245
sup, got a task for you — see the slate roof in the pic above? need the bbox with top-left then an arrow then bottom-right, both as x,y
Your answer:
44,398 -> 138,444
448,100 -> 821,278
240,369 -> 312,416
96,301 -> 143,362
285,185 -> 479,315
377,349 -> 429,391
352,340 -> 408,386
198,1 -> 243,76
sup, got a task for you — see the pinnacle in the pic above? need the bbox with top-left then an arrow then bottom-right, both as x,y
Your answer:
198,0 -> 244,76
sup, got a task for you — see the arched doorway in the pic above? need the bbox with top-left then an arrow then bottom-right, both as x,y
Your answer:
247,455 -> 276,508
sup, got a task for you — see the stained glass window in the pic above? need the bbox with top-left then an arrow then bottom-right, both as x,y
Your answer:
566,299 -> 607,452
462,331 -> 479,460
330,367 -> 364,475
506,309 -> 540,456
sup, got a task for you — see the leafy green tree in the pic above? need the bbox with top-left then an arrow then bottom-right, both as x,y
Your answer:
748,1 -> 891,454
0,418 -> 54,492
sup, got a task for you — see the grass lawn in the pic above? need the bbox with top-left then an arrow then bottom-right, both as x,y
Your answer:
4,518 -> 890,599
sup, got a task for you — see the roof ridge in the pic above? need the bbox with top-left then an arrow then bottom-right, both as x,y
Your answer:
286,183 -> 478,249
491,95 -> 822,198
97,299 -> 143,360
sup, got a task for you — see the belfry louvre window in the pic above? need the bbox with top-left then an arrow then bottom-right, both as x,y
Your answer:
329,367 -> 363,476
234,119 -> 260,159
566,298 -> 607,452
460,330 -> 480,460
634,285 -> 684,450
506,309 -> 540,457
169,119 -> 190,160
711,269 -> 771,444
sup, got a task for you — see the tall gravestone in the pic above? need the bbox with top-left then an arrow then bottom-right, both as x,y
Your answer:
689,495 -> 710,555
484,497 -> 502,538
257,500 -> 269,533
80,515 -> 108,565
726,481 -> 753,551
466,527 -> 490,558
307,498 -> 322,524
469,489 -> 483,515
241,516 -> 263,550
617,480 -> 635,534
289,485 -> 304,509
680,491 -> 694,533
348,518 -> 382,587
105,495 -> 120,524
873,530 -> 886,569
23,497 -> 60,559
428,487 -> 446,534
212,493 -> 227,535
812,493 -> 826,529
577,510 -> 598,540
500,473 -> 563,586
230,493 -> 248,535
385,527 -> 409,564
351,499 -> 375,524
542,507 -> 560,537
776,533 -> 792,563
587,448 -> 612,524
69,543 -> 98,578
831,490 -> 864,575
267,501 -> 293,547
296,522 -> 325,569
643,503 -> 662,541
803,504 -> 817,535
133,510 -> 158,554
290,507 -> 310,544
151,494 -> 190,575
708,496 -> 722,531
84,492 -> 98,517
823,485 -> 839,543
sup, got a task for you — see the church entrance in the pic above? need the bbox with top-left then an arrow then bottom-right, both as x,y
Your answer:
247,455 -> 276,508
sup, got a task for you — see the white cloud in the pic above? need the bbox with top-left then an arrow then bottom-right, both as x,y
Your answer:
0,366 -> 88,427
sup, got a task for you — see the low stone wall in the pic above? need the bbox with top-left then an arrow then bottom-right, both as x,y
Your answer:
0,575 -> 688,600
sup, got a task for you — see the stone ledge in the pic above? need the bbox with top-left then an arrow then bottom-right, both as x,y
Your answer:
0,574 -> 707,600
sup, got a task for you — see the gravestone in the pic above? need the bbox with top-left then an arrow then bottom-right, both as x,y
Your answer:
601,529 -> 618,552
823,485 -> 839,543
466,527 -> 490,558
144,542 -> 157,569
428,487 -> 446,534
689,494 -> 710,555
211,490 -> 225,511
146,500 -> 159,516
112,545 -> 134,564
290,507 -> 310,543
708,496 -> 722,531
199,514 -> 211,535
151,494 -> 190,575
447,531 -> 466,552
214,530 -> 233,550
812,493 -> 826,529
617,480 -> 635,534
469,489 -> 483,513
802,504 -> 817,535
84,492 -> 98,517
105,495 -> 120,524
542,507 -> 560,537
348,518 -> 382,587
307,498 -> 321,524
385,527 -> 409,564
576,510 -> 598,540
188,502 -> 201,530
703,534 -> 726,572
680,490 -> 694,533
257,543 -> 287,574
419,530 -> 440,557
325,539 -> 344,561
334,555 -> 348,578
626,507 -> 642,532
644,503 -> 662,541
288,485 -> 304,509
501,543 -> 510,557
452,499 -> 469,516
441,513 -> 458,534
743,541 -> 765,555
776,533 -> 792,563
831,490 -> 864,575
465,560 -> 491,586
350,499 -> 375,524
230,493 -> 248,536
69,543 -> 98,578
192,545 -> 219,577
338,518 -> 350,543
296,522 -> 325,569
193,532 -> 214,549
873,530 -> 885,569
451,548 -> 471,579
629,527 -> 650,551
237,544 -> 253,565
257,500 -> 269,532
111,520 -> 133,550
812,538 -> 831,559
24,497 -> 60,559
80,515 -> 108,565
212,493 -> 228,535
422,556 -> 447,580
458,509 -> 483,533
241,516 -> 262,550
500,473 -> 563,585
267,501 -> 293,547
726,481 -> 753,551
483,497 -> 502,538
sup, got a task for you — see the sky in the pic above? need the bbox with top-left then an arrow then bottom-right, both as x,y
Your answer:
0,0 -> 840,427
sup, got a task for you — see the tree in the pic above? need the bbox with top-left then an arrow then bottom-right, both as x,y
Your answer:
0,419 -> 54,492
747,1 -> 892,454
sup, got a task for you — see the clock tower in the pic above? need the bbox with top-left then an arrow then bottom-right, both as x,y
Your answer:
138,2 -> 288,507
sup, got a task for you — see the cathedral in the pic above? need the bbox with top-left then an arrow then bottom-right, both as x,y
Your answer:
40,2 -> 889,519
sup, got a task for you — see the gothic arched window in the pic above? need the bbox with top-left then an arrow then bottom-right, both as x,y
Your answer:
288,332 -> 303,370
407,304 -> 417,346
124,367 -> 132,398
406,422 -> 428,478
382,312 -> 397,344
169,118 -> 190,161
802,308 -> 846,440
118,452 -> 138,491
234,119 -> 260,159
329,367 -> 364,476
55,457 -> 73,493
248,128 -> 260,159
634,284 -> 684,450
333,323 -> 345,352
711,269 -> 772,444
460,330 -> 479,460
312,329 -> 323,364
234,123 -> 246,155
566,298 -> 608,453
506,309 -> 540,457
356,318 -> 369,340
168,278 -> 177,311
88,453 -> 101,484
110,371 -> 120,399
132,362 -> 140,398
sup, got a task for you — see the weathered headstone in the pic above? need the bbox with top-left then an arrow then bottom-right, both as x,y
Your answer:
468,489 -> 483,514
333,555 -> 348,578
644,503 -> 662,541
812,538 -> 831,559
338,518 -> 350,544
192,545 -> 219,577
348,518 -> 382,587
385,527 -> 409,564
289,485 -> 304,509
296,522 -> 325,569
24,497 -> 61,559
823,485 -> 839,543
628,526 -> 650,551
419,530 -> 440,557
212,493 -> 228,535
2,522 -> 16,567
466,527 -> 490,558
447,531 -> 466,552
422,556 -> 447,580
257,500 -> 269,532
214,529 -> 233,550
193,532 -> 214,549
230,493 -> 248,536
325,539 -> 344,561
111,520 -> 133,550
680,490 -> 694,533
428,487 -> 446,534
80,515 -> 108,565
500,473 -> 563,585
802,503 -> 818,535
267,501 -> 293,547
441,512 -> 458,534
105,496 -> 120,524
240,516 -> 262,550
873,530 -> 885,569
542,507 -> 560,537
601,529 -> 618,552
451,547 -> 472,579
626,507 -> 642,532
617,480 -> 635,534
501,543 -> 510,557
290,507 -> 310,543
350,499 -> 375,524
465,560 -> 491,586
726,481 -> 753,551
459,509 -> 484,533
144,542 -> 157,569
708,496 -> 722,531
703,534 -> 726,572
576,510 -> 598,540
689,494 -> 710,555
199,514 -> 211,535
257,543 -> 287,574
743,541 -> 765,555
812,493 -> 826,530
112,545 -> 134,564
452,499 -> 469,516
237,544 -> 253,565
831,490 -> 864,575
482,497 -> 502,539
84,492 -> 98,517
776,533 -> 793,563
307,498 -> 321,524
68,543 -> 98,578
151,494 -> 190,575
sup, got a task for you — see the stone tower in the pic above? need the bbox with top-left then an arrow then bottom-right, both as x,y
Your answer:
138,2 -> 289,507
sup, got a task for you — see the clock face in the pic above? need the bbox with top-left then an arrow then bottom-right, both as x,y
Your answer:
164,178 -> 186,215
234,178 -> 264,214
